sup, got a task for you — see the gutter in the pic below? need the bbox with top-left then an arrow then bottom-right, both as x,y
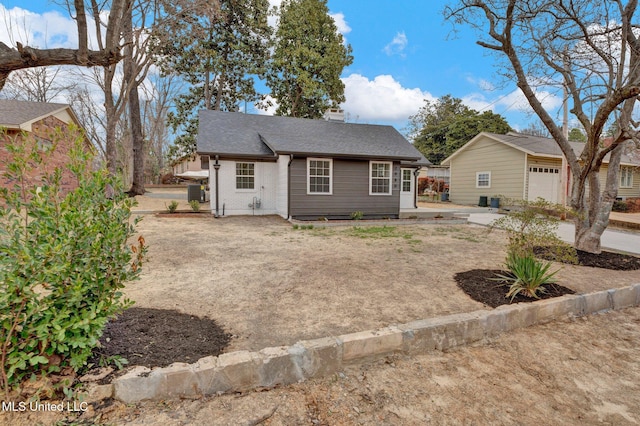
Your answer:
213,155 -> 220,218
287,155 -> 293,219
414,167 -> 422,208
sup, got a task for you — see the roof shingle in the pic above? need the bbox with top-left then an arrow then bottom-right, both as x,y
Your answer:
0,99 -> 70,128
197,110 -> 427,162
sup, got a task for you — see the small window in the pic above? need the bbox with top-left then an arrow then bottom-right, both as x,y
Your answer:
402,169 -> 412,192
36,136 -> 53,151
476,171 -> 491,188
307,158 -> 332,194
236,162 -> 255,190
620,166 -> 633,188
370,162 -> 392,195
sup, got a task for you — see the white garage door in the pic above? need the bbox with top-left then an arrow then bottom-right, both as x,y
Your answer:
527,166 -> 560,203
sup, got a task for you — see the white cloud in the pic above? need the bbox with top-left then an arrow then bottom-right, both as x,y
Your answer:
256,95 -> 278,115
0,4 -> 105,50
465,76 -> 495,92
330,12 -> 351,37
462,88 -> 563,117
383,32 -> 408,57
267,0 -> 282,28
341,73 -> 434,123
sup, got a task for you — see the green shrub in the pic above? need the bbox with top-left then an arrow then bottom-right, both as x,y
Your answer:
612,200 -> 628,212
350,211 -> 363,220
189,200 -> 201,212
490,197 -> 577,264
495,254 -> 559,301
166,200 -> 179,213
0,128 -> 146,394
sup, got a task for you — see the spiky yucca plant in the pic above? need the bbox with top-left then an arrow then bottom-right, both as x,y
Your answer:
495,254 -> 560,301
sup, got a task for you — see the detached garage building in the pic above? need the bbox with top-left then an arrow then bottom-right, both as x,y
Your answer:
441,132 -> 640,205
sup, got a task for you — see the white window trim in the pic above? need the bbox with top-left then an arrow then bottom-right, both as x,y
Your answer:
235,162 -> 256,192
307,158 -> 333,195
401,168 -> 413,193
620,166 -> 633,188
369,161 -> 393,196
476,171 -> 491,189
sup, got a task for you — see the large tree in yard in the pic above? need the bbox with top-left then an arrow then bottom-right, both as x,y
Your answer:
409,95 -> 511,164
153,0 -> 272,161
0,0 -> 126,90
265,0 -> 353,118
446,0 -> 640,253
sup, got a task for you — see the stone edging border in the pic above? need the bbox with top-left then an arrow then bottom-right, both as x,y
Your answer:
85,284 -> 640,404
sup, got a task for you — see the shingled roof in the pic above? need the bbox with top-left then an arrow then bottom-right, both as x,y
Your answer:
197,110 -> 427,163
443,132 -> 639,166
0,99 -> 73,129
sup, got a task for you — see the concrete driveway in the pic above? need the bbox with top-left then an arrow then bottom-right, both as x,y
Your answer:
468,212 -> 640,255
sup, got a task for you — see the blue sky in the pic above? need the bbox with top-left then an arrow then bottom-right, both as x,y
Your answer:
0,0 -> 565,133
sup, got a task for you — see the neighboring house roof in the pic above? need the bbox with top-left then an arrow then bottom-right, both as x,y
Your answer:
401,153 -> 432,167
0,99 -> 80,131
442,132 -> 640,166
197,110 -> 426,162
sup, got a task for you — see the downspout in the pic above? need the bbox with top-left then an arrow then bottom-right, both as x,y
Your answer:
213,155 -> 220,218
414,167 -> 421,208
287,155 -> 293,219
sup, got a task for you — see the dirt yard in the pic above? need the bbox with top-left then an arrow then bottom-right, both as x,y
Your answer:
94,307 -> 640,425
125,212 -> 639,354
3,188 -> 640,425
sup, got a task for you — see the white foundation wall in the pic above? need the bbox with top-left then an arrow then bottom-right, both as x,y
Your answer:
209,160 -> 280,216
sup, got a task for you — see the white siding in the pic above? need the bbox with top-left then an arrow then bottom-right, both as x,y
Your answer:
209,160 -> 279,216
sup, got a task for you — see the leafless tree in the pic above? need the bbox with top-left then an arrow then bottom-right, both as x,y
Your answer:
0,66 -> 77,102
141,73 -> 182,183
0,0 -> 126,90
446,0 -> 640,253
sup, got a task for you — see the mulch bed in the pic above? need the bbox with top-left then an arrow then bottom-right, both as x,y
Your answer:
88,307 -> 231,369
89,250 -> 639,371
155,211 -> 213,218
454,269 -> 575,309
533,247 -> 640,270
455,250 -> 640,308
573,249 -> 640,270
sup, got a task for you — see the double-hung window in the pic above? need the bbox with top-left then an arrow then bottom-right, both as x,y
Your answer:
620,166 -> 633,188
370,161 -> 392,195
476,171 -> 491,188
308,158 -> 332,194
236,162 -> 255,190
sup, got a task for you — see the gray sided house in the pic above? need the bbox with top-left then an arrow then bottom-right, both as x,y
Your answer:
197,111 -> 429,219
442,132 -> 640,205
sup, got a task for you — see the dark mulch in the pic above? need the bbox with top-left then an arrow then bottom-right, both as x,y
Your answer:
88,307 -> 231,369
533,247 -> 640,270
574,250 -> 640,270
454,269 -> 576,309
455,249 -> 640,308
88,250 -> 637,372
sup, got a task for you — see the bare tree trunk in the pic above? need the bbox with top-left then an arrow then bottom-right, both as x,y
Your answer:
127,86 -> 145,195
573,142 -> 624,253
104,65 -> 119,176
123,1 -> 145,196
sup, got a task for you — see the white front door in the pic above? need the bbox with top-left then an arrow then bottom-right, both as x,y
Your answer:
400,168 -> 415,208
527,166 -> 560,203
